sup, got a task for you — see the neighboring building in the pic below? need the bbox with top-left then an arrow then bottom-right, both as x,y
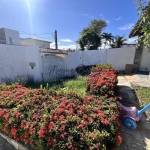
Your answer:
121,44 -> 136,48
0,27 -> 21,45
21,38 -> 51,48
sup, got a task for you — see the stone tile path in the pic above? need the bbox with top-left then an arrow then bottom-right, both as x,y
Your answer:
117,74 -> 150,150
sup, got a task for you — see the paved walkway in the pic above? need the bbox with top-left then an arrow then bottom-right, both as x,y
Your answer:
117,74 -> 150,150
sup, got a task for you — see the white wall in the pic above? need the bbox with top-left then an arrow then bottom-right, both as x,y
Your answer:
21,38 -> 50,48
106,47 -> 135,70
4,28 -> 21,45
26,46 -> 43,82
139,48 -> 150,71
0,46 -> 138,83
0,44 -> 42,82
66,50 -> 105,71
0,45 -> 28,82
66,48 -> 135,71
41,54 -> 66,81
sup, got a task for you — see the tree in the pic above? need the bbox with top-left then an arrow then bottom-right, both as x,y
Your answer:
78,19 -> 107,50
78,38 -> 84,51
101,33 -> 114,49
131,0 -> 150,48
110,35 -> 126,48
80,19 -> 107,36
79,32 -> 101,50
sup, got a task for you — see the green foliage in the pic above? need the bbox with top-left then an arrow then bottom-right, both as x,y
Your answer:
134,86 -> 150,106
131,0 -> 150,48
80,19 -> 107,36
81,32 -> 101,50
78,38 -> 84,51
63,76 -> 87,96
110,35 -> 126,48
101,33 -> 114,49
0,83 -> 121,150
78,19 -> 107,50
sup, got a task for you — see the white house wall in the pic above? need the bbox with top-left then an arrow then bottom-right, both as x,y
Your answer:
0,44 -> 42,82
4,28 -> 21,45
21,39 -> 50,48
139,48 -> 150,71
0,44 -> 28,82
25,46 -> 43,82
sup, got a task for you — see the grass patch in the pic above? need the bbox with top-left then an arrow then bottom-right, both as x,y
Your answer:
24,75 -> 87,96
134,86 -> 150,121
134,87 -> 150,106
62,76 -> 87,96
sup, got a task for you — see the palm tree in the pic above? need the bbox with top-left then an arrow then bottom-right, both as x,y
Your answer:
110,35 -> 126,48
101,33 -> 114,49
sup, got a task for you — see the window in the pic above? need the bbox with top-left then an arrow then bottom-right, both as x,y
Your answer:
9,37 -> 13,44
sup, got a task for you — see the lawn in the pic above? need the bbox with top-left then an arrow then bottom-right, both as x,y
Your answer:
25,75 -> 87,97
134,87 -> 150,107
134,86 -> 150,120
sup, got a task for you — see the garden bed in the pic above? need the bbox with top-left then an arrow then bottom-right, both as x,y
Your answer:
0,64 -> 122,150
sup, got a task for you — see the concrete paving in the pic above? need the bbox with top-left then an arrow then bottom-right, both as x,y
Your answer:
117,74 -> 150,150
0,136 -> 16,150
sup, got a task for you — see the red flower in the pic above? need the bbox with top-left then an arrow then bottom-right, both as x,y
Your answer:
82,120 -> 88,125
68,143 -> 73,149
0,110 -> 5,116
93,107 -> 99,113
77,124 -> 84,129
39,126 -> 46,138
42,102 -> 46,106
79,106 -> 84,110
48,122 -> 54,132
90,132 -> 95,138
117,135 -> 122,144
11,127 -> 17,135
30,139 -> 33,145
59,125 -> 65,132
83,114 -> 88,119
5,113 -> 10,120
59,102 -> 66,108
32,114 -> 39,120
14,110 -> 21,119
59,115 -> 65,122
3,126 -> 7,132
58,108 -> 65,114
102,119 -> 110,125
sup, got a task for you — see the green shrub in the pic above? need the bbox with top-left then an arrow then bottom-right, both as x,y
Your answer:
0,83 -> 121,150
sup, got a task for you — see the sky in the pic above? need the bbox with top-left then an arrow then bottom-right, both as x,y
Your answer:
0,0 -> 143,49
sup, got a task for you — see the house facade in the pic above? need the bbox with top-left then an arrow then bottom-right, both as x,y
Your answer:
0,27 -> 21,45
21,38 -> 51,48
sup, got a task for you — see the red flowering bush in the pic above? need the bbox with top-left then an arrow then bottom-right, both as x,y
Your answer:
86,64 -> 118,96
0,83 -> 121,150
